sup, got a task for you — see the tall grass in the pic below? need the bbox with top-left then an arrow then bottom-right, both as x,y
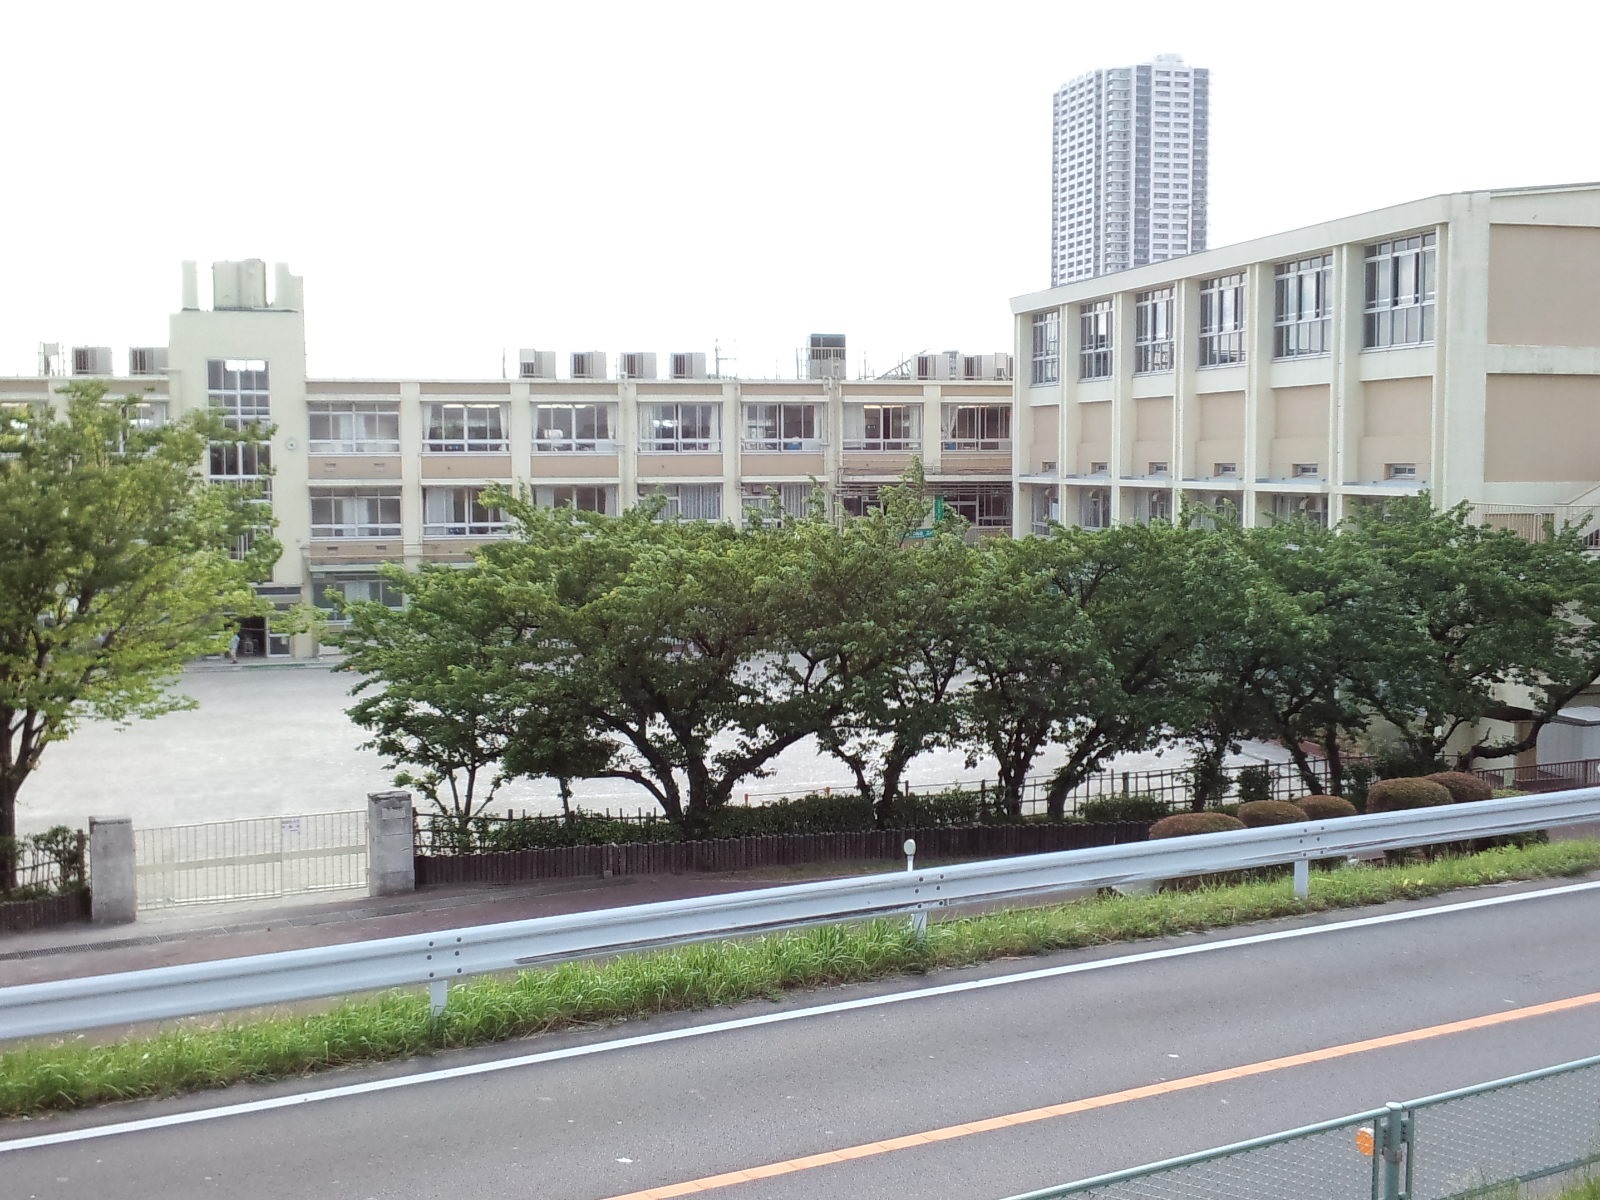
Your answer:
3,840 -> 1597,1119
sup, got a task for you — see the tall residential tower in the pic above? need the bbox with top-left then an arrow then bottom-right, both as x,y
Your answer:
1050,54 -> 1209,286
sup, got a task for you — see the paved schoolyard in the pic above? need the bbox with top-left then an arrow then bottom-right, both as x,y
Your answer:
15,660 -> 1294,836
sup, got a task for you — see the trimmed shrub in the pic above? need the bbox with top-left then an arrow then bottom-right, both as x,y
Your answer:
1366,777 -> 1453,812
712,792 -> 877,836
1425,771 -> 1495,804
1297,795 -> 1359,820
1236,800 -> 1308,828
1149,812 -> 1246,838
1079,793 -> 1171,824
887,788 -> 1018,829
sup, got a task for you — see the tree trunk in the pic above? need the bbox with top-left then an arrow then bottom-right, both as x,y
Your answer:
0,771 -> 20,892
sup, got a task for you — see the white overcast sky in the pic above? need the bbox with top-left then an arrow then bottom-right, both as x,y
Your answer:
2,0 -> 1594,381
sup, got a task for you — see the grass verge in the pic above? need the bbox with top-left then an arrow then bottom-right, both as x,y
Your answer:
3,840 -> 1598,1120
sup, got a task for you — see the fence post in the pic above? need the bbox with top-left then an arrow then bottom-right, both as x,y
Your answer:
368,791 -> 416,897
88,816 -> 137,924
1376,1102 -> 1410,1200
904,839 -> 926,939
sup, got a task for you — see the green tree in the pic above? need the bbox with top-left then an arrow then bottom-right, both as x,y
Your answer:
1342,497 -> 1600,769
0,382 -> 277,870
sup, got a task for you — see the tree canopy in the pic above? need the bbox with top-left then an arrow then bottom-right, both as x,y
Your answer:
0,382 -> 278,860
338,482 -> 1600,826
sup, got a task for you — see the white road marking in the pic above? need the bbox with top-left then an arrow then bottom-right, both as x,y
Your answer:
5,876 -> 1598,1153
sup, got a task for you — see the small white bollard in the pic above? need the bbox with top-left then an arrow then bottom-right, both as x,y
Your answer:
1293,857 -> 1310,899
429,978 -> 450,1016
904,838 -> 927,939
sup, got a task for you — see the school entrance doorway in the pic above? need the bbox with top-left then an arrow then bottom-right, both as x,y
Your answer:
234,615 -> 292,660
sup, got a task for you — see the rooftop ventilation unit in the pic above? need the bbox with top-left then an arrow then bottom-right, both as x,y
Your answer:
620,352 -> 657,380
128,347 -> 169,375
916,351 -> 960,381
518,350 -> 557,380
570,351 -> 607,381
670,352 -> 708,380
962,353 -> 1013,381
807,334 -> 846,381
71,346 -> 113,375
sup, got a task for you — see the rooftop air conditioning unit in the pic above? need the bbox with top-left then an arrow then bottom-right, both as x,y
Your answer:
128,347 -> 168,375
620,352 -> 657,380
518,350 -> 557,380
916,351 -> 959,381
807,334 -> 846,381
71,346 -> 113,375
570,351 -> 607,381
963,353 -> 1013,381
670,352 -> 708,380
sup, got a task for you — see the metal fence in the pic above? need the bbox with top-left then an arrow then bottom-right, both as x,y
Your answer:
133,810 -> 367,909
1006,1054 -> 1600,1200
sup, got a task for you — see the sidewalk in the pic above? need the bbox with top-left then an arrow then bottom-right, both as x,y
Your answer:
0,870 -> 840,989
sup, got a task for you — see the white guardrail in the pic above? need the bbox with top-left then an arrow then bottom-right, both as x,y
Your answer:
4,790 -> 1600,1040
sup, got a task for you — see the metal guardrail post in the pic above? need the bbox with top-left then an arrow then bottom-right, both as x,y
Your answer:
1377,1101 -> 1410,1200
905,839 -> 927,939
1293,857 -> 1310,899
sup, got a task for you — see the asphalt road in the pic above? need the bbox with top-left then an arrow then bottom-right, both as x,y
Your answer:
6,878 -> 1600,1200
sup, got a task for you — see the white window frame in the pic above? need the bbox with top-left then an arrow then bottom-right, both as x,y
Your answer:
642,403 -> 720,453
535,484 -> 612,514
310,487 -> 402,539
1031,311 -> 1061,385
1198,272 -> 1246,366
423,487 -> 509,536
643,483 -> 722,521
943,404 -> 1012,451
308,401 -> 400,454
423,403 -> 509,453
312,574 -> 405,621
742,403 -> 820,451
1274,255 -> 1333,358
1364,233 -> 1437,349
1134,288 -> 1174,374
1079,300 -> 1114,380
534,403 -> 616,452
844,404 -> 922,452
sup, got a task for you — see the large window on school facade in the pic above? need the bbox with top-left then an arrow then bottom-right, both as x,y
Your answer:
1363,232 -> 1436,348
1198,272 -> 1246,366
1079,300 -> 1113,380
207,359 -> 271,492
423,403 -> 509,453
307,401 -> 400,454
1134,287 -> 1174,373
1273,254 -> 1332,358
1031,311 -> 1060,385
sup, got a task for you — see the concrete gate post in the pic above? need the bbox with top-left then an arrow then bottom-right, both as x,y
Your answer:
368,790 -> 416,896
89,816 -> 137,924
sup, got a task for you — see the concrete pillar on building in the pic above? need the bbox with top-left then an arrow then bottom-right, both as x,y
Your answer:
368,790 -> 416,896
88,816 -> 137,924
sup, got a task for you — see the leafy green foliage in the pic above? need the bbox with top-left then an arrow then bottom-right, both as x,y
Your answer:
1078,793 -> 1172,823
0,382 -> 277,859
1234,765 -> 1273,803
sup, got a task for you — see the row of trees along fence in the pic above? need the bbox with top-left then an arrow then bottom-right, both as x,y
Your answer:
340,477 -> 1600,840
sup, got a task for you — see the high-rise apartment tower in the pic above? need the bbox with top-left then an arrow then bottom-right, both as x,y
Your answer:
1050,54 -> 1209,286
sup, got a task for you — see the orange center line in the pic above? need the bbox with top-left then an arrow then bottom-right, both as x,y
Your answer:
596,989 -> 1600,1200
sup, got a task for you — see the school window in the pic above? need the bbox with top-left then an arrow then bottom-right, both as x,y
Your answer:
1198,272 -> 1246,366
422,487 -> 508,536
1079,300 -> 1114,380
207,359 -> 271,490
642,403 -> 720,452
742,403 -> 819,450
307,401 -> 400,454
312,574 -> 405,620
1273,255 -> 1333,358
1031,311 -> 1061,385
939,485 -> 1013,528
423,403 -> 509,453
1134,288 -> 1174,373
844,404 -> 921,451
535,485 -> 612,514
642,483 -> 722,521
741,482 -> 815,526
309,487 -> 402,538
534,403 -> 615,451
1364,232 -> 1436,348
944,404 -> 1011,451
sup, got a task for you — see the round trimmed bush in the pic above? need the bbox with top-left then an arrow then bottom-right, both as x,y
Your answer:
1149,812 -> 1246,838
1236,800 -> 1308,827
1296,795 -> 1359,820
1425,771 -> 1495,804
1365,777 -> 1453,812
